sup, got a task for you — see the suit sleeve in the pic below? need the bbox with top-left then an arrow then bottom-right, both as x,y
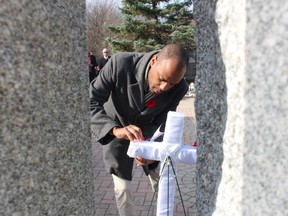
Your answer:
89,55 -> 120,144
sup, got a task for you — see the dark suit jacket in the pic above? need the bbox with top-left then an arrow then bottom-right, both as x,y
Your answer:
97,56 -> 110,71
90,50 -> 188,180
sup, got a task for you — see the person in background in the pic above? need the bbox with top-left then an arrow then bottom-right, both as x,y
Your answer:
96,48 -> 111,73
88,51 -> 98,83
90,44 -> 189,216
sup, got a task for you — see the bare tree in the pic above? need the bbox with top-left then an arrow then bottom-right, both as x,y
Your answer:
86,0 -> 122,57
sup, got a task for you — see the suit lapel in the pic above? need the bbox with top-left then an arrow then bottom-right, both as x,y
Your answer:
129,80 -> 145,111
142,92 -> 171,114
128,50 -> 160,112
129,82 -> 173,114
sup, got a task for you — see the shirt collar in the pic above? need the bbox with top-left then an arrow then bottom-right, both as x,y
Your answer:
144,60 -> 151,93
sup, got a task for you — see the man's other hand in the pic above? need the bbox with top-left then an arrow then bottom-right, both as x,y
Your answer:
112,125 -> 143,141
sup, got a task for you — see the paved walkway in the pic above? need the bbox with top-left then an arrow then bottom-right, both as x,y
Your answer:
92,97 -> 196,216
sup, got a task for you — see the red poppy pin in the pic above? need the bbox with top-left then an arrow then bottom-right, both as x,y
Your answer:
146,99 -> 156,108
193,140 -> 197,147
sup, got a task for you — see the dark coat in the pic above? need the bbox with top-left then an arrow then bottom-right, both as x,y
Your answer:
97,56 -> 111,71
90,51 -> 188,180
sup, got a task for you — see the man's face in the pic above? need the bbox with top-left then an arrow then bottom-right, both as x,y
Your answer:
148,55 -> 186,94
103,49 -> 109,57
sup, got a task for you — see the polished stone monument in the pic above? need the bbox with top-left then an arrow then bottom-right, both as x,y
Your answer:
1,1 -> 95,215
194,0 -> 288,215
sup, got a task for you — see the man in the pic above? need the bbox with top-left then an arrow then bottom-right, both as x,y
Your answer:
90,44 -> 189,216
96,48 -> 111,73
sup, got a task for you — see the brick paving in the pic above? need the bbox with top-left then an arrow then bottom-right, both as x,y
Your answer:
92,97 -> 196,215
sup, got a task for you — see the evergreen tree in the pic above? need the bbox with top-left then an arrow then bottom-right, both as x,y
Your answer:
107,0 -> 195,53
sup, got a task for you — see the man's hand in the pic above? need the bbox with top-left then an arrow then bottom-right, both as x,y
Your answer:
112,125 -> 143,141
135,156 -> 156,167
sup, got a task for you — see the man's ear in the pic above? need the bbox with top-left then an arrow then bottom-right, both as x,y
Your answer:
150,55 -> 158,66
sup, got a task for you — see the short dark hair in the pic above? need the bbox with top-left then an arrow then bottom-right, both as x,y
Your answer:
157,44 -> 189,68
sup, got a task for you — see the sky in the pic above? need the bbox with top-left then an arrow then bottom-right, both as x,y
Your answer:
86,0 -> 193,11
86,0 -> 121,6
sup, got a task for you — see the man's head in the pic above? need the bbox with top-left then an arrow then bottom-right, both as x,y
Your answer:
102,48 -> 109,58
148,44 -> 189,94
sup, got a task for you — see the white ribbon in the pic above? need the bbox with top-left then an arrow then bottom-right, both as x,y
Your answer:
127,111 -> 197,216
